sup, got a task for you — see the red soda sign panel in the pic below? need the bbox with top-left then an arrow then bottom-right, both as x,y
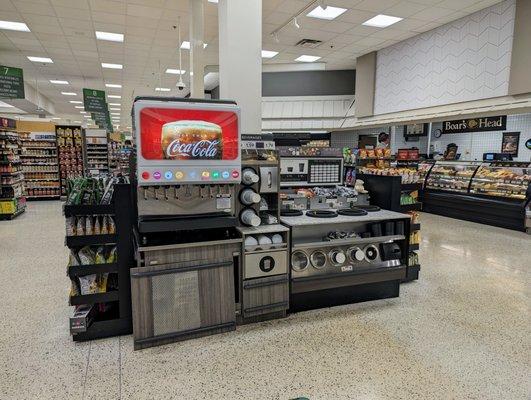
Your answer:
139,107 -> 239,160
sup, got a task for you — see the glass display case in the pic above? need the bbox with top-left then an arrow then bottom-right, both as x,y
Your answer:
425,161 -> 481,193
470,162 -> 531,200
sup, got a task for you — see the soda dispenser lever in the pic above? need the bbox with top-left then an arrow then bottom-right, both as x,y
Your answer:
143,187 -> 148,201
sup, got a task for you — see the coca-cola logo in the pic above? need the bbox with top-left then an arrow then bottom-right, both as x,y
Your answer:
166,139 -> 220,158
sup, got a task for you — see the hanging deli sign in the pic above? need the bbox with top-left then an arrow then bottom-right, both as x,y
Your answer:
442,116 -> 507,134
83,88 -> 107,113
0,66 -> 25,99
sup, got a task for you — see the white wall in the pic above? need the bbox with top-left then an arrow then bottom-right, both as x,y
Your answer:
374,0 -> 516,115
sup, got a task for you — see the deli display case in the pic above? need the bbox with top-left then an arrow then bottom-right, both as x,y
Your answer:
469,162 -> 531,200
425,161 -> 481,193
423,160 -> 530,231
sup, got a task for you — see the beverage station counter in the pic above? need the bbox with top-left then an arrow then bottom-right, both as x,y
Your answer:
68,97 -> 418,349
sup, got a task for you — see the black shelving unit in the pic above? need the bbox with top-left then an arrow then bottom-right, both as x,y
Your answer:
64,184 -> 134,342
400,203 -> 422,212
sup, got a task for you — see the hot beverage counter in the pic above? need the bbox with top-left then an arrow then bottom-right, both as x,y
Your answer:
280,208 -> 410,311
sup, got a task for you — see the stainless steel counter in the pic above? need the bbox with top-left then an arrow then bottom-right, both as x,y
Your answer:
280,209 -> 410,227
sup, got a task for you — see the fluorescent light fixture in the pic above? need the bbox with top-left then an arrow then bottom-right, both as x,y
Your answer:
0,100 -> 14,108
80,111 -> 87,114
69,100 -> 82,104
27,56 -> 53,63
95,31 -> 124,42
262,50 -> 279,58
109,103 -> 121,106
74,106 -> 84,109
208,0 -> 218,3
155,87 -> 171,92
111,112 -> 120,115
307,6 -> 347,20
105,83 -> 122,88
0,20 -> 30,32
295,55 -> 321,62
110,107 -> 121,110
51,117 -> 60,120
101,63 -> 123,69
50,80 -> 69,85
108,95 -> 121,99
73,120 -> 81,123
165,68 -> 186,75
61,92 -> 77,96
180,41 -> 207,50
362,14 -> 403,28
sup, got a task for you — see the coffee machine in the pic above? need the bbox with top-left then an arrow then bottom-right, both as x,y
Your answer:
132,97 -> 241,231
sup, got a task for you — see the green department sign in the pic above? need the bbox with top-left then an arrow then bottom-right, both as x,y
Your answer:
0,66 -> 25,99
83,88 -> 107,113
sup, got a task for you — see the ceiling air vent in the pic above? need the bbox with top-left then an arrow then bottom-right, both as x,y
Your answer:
295,39 -> 322,48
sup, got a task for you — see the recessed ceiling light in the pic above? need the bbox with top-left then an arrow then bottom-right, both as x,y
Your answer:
50,80 -> 69,85
108,95 -> 121,99
27,56 -> 53,63
61,92 -> 77,96
0,100 -> 14,108
69,100 -> 82,104
102,63 -> 123,69
295,55 -> 321,62
109,103 -> 121,106
180,41 -> 207,50
95,31 -> 124,42
155,87 -> 171,92
74,106 -> 84,109
110,107 -> 121,110
362,14 -> 403,28
208,0 -> 218,3
105,83 -> 122,88
262,50 -> 279,58
0,20 -> 30,32
80,111 -> 87,114
111,112 -> 120,115
165,68 -> 186,75
51,117 -> 61,120
307,6 -> 347,20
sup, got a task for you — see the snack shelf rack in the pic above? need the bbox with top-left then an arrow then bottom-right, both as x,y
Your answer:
64,184 -> 134,341
0,127 -> 26,219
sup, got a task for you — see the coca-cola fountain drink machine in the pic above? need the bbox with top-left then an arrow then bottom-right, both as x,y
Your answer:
132,97 -> 241,224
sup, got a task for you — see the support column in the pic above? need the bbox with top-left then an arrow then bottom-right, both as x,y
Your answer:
189,0 -> 205,98
218,0 -> 262,134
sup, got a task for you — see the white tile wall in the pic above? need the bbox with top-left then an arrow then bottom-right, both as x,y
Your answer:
429,114 -> 531,161
331,113 -> 531,162
374,0 -> 516,115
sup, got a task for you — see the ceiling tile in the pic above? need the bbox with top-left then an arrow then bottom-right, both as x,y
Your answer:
91,12 -> 126,25
30,24 -> 64,35
54,7 -> 91,20
50,0 -> 89,10
14,1 -> 56,16
353,0 -> 401,12
127,4 -> 163,19
338,9 -> 376,24
89,0 -> 125,14
384,1 -> 429,18
410,6 -> 455,21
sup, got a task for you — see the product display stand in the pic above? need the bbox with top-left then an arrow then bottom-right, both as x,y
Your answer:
56,125 -> 84,197
65,184 -> 134,341
0,127 -> 26,219
84,129 -> 109,176
357,173 -> 421,281
19,131 -> 60,200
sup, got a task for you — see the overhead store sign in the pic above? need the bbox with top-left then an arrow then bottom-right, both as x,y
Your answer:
442,116 -> 507,134
83,88 -> 107,113
0,66 -> 25,99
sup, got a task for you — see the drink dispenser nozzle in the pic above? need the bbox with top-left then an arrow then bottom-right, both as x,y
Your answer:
143,187 -> 148,201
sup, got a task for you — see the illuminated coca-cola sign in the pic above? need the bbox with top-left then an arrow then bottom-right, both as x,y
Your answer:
139,108 -> 238,161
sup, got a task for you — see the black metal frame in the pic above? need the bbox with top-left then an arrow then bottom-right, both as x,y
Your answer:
64,183 -> 134,341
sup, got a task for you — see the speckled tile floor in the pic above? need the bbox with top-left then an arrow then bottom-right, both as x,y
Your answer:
0,201 -> 530,400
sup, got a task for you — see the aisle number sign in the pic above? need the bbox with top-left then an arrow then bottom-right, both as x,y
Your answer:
0,66 -> 25,99
83,88 -> 107,113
